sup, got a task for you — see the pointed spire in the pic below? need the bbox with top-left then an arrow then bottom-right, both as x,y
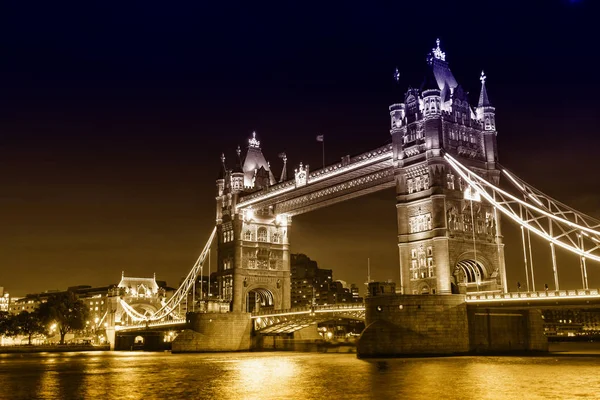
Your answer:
217,153 -> 227,179
478,70 -> 491,107
278,152 -> 287,182
233,145 -> 243,173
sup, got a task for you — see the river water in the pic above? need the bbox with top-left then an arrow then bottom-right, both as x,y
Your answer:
1,349 -> 599,400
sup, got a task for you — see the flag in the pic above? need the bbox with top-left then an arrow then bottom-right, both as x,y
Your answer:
316,135 -> 324,142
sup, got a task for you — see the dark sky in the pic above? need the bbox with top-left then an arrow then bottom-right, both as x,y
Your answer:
2,1 -> 600,296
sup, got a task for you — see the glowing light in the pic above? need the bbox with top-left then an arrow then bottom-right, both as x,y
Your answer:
245,209 -> 255,222
326,331 -> 333,339
480,70 -> 486,84
394,67 -> 400,82
248,131 -> 260,148
236,146 -> 393,209
445,154 -> 600,262
432,38 -> 446,61
275,214 -> 288,227
464,186 -> 481,202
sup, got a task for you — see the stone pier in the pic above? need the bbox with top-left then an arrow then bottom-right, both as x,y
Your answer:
172,312 -> 252,353
357,283 -> 547,357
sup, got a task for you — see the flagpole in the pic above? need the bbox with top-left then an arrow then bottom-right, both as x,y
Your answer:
322,137 -> 325,169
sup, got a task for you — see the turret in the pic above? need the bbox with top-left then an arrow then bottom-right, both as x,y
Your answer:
476,71 -> 498,163
389,103 -> 405,132
476,71 -> 496,131
241,132 -> 276,189
231,146 -> 244,193
216,153 -> 227,197
421,65 -> 441,117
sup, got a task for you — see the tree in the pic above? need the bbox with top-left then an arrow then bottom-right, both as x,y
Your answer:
38,292 -> 89,345
0,311 -> 10,337
12,311 -> 46,345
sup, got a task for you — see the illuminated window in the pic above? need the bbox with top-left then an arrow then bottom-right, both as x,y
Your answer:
244,230 -> 252,241
272,232 -> 280,243
447,173 -> 455,190
415,176 -> 422,191
257,227 -> 268,242
407,178 -> 414,194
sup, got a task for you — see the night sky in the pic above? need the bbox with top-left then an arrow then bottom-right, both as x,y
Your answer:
2,1 -> 600,296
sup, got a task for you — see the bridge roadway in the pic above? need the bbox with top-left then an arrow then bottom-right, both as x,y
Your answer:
251,303 -> 366,334
465,289 -> 600,309
115,290 -> 600,334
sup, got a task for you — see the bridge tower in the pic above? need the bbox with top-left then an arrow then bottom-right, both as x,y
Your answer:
391,39 -> 506,295
215,133 -> 291,313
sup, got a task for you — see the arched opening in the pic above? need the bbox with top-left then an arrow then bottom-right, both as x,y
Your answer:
246,288 -> 274,313
134,336 -> 144,345
454,259 -> 486,294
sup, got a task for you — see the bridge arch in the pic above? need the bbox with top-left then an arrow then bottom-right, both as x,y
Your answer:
453,252 -> 495,294
244,284 -> 279,313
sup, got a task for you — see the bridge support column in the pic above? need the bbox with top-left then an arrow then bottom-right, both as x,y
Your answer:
105,327 -> 115,351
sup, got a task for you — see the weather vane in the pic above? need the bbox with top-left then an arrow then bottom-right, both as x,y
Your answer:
480,70 -> 486,84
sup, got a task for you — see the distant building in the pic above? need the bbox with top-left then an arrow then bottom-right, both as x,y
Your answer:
542,309 -> 600,337
290,254 -> 363,307
0,287 -> 10,313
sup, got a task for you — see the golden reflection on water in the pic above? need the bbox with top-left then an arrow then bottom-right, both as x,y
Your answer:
1,351 -> 600,400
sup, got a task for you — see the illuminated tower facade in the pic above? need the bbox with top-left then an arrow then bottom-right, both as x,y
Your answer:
392,39 -> 506,295
215,133 -> 291,313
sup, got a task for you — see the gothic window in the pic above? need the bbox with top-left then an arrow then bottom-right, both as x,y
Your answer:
418,248 -> 426,267
427,257 -> 435,277
415,176 -> 422,192
244,230 -> 252,241
257,227 -> 268,242
458,177 -> 464,191
411,249 -> 417,258
407,178 -> 415,194
411,259 -> 418,280
447,173 -> 455,190
427,246 -> 433,257
409,213 -> 432,234
272,231 -> 280,243
464,214 -> 472,232
423,174 -> 430,190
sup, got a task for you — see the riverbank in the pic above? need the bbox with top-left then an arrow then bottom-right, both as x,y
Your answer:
0,344 -> 110,354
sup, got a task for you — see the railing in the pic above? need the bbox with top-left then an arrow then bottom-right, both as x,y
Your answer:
237,144 -> 393,208
251,303 -> 365,319
466,289 -> 600,302
115,318 -> 187,332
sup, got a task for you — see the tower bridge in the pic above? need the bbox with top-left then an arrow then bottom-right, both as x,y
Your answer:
106,39 -> 600,355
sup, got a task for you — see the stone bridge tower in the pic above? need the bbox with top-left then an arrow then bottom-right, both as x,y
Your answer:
215,133 -> 291,313
391,39 -> 506,295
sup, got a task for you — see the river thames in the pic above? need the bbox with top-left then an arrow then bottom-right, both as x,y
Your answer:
1,348 -> 599,399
